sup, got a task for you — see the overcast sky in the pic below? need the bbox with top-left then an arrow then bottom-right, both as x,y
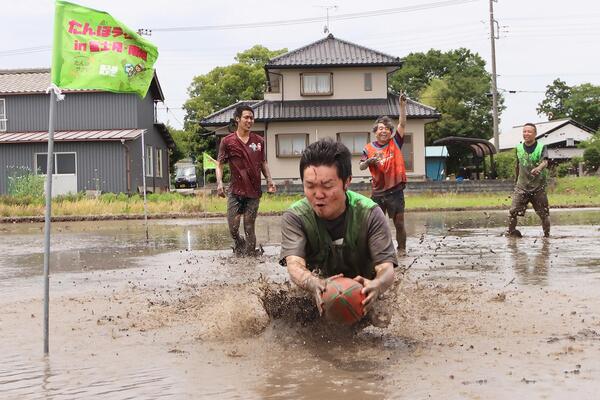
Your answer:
2,0 -> 599,135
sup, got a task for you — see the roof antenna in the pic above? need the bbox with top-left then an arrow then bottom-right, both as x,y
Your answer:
315,5 -> 337,35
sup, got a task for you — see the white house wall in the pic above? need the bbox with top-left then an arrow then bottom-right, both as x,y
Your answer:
263,119 -> 426,182
272,67 -> 389,101
540,124 -> 592,146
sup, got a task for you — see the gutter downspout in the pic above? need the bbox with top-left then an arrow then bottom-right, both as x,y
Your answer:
121,139 -> 131,194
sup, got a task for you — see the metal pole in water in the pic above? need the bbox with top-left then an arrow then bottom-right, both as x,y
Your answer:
141,131 -> 149,240
187,230 -> 191,251
43,90 -> 57,355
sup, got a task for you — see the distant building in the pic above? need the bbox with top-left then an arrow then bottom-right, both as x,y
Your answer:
0,68 -> 174,196
496,119 -> 594,162
201,34 -> 440,182
425,146 -> 449,181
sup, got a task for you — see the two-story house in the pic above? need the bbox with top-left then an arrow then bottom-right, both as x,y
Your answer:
0,68 -> 174,196
200,34 -> 440,182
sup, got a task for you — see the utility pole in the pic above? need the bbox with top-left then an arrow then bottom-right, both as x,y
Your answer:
489,0 -> 500,151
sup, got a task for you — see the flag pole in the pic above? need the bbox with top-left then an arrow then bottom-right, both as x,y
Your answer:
43,87 -> 59,355
141,131 -> 149,240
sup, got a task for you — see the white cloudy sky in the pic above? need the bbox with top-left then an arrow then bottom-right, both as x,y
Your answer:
2,0 -> 599,135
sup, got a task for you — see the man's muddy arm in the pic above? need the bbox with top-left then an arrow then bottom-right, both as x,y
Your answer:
261,161 -> 276,192
286,255 -> 327,314
215,161 -> 225,197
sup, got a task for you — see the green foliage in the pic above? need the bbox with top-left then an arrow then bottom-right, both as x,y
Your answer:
54,192 -> 85,203
579,133 -> 600,172
183,45 -> 287,134
537,79 -> 600,131
486,150 -> 516,179
0,194 -> 44,206
178,45 -> 287,168
6,166 -> 45,198
555,163 -> 572,178
389,48 -> 503,145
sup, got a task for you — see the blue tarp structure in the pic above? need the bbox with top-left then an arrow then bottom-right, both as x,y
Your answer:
425,146 -> 448,181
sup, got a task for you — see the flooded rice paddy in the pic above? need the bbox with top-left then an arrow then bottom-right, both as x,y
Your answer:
1,208 -> 600,399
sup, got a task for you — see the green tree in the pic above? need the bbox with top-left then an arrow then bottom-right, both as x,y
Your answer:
537,80 -> 600,131
536,78 -> 571,120
183,45 -> 287,134
389,48 -> 502,145
580,131 -> 600,172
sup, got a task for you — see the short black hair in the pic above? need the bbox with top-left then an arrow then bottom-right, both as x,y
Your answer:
228,105 -> 255,132
299,138 -> 352,182
523,122 -> 537,133
233,105 -> 254,120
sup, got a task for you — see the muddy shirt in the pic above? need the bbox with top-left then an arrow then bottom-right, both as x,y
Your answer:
515,141 -> 548,193
218,132 -> 265,199
279,205 -> 397,272
361,133 -> 407,196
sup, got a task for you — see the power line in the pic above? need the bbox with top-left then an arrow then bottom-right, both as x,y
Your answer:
150,0 -> 478,32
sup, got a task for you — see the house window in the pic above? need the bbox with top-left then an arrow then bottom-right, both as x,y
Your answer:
156,148 -> 163,178
300,73 -> 332,96
566,138 -> 575,147
269,76 -> 281,93
145,145 -> 154,177
401,134 -> 414,172
276,133 -> 309,157
364,73 -> 372,91
0,99 -> 6,132
35,153 -> 76,175
337,132 -> 369,155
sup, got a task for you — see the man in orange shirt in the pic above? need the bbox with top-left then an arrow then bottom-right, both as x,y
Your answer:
360,94 -> 408,256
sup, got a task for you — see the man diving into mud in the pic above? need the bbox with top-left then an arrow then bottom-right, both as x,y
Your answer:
279,138 -> 397,316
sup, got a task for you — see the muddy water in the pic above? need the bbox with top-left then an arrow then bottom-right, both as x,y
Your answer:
1,209 -> 600,399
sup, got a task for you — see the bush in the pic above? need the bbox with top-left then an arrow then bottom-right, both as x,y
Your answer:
0,194 -> 44,206
555,163 -> 571,178
583,146 -> 600,172
6,166 -> 45,198
54,192 -> 85,203
487,151 -> 516,179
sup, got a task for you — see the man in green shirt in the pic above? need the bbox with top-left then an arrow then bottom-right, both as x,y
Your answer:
506,123 -> 550,238
280,138 -> 397,315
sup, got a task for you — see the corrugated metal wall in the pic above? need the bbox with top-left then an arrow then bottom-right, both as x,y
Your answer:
3,92 -> 138,132
0,142 -> 126,194
0,91 -> 170,194
128,128 -> 170,193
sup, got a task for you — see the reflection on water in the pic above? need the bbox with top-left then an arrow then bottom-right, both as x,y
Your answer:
1,209 -> 599,284
0,350 -> 182,400
508,238 -> 550,285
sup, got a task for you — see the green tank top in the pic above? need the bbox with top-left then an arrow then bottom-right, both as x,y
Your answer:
287,190 -> 377,279
516,141 -> 547,191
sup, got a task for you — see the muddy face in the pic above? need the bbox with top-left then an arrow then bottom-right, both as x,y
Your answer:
302,165 -> 350,220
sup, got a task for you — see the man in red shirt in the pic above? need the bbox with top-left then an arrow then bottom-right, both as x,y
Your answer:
216,105 -> 276,256
359,94 -> 408,256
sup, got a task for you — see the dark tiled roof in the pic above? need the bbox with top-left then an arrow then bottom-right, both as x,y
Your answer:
201,94 -> 439,126
200,100 -> 262,125
0,68 -> 164,101
265,34 -> 402,68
